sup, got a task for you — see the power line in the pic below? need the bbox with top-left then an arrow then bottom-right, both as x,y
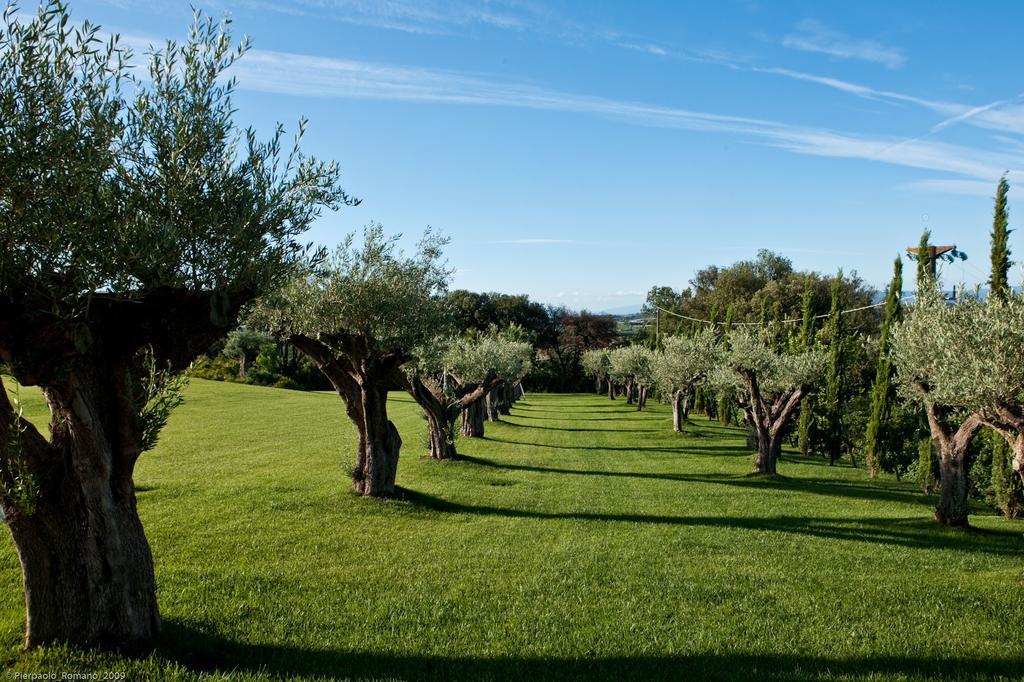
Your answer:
650,298 -> 911,327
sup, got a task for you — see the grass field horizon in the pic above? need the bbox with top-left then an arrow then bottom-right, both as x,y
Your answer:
2,379 -> 1022,680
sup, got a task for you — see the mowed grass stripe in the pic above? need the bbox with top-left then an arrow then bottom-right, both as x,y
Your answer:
1,379 -> 1022,680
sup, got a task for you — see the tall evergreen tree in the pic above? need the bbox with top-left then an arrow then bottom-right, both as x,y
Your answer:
822,271 -> 846,466
702,305 -> 721,417
864,258 -> 903,477
986,175 -> 1022,517
797,276 -> 816,456
990,174 -> 1011,300
771,300 -> 786,350
718,305 -> 735,425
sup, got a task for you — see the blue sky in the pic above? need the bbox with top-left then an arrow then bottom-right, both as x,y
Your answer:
69,1 -> 1022,311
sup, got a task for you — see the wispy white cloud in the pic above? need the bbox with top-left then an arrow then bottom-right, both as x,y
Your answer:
752,67 -> 941,108
222,48 -> 1020,185
783,19 -> 906,69
751,66 -> 1024,140
207,0 -> 538,36
99,17 -> 1021,198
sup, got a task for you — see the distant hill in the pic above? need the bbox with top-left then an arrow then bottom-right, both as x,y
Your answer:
599,303 -> 643,316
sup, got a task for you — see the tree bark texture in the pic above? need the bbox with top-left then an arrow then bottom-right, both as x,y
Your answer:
672,391 -> 691,433
498,384 -> 513,415
460,400 -> 486,438
922,401 -> 982,527
485,390 -> 501,422
0,288 -> 258,648
290,335 -> 404,497
1,365 -> 159,648
736,369 -> 809,476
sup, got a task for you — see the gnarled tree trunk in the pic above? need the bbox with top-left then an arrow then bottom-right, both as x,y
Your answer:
290,335 -> 403,496
460,400 -> 485,438
424,406 -> 457,460
625,381 -> 635,405
738,370 -> 810,476
607,380 -> 615,400
485,389 -> 501,422
1,365 -> 159,648
752,428 -> 784,474
923,402 -> 982,527
403,375 -> 457,461
354,380 -> 401,497
498,384 -> 512,415
672,390 -> 690,433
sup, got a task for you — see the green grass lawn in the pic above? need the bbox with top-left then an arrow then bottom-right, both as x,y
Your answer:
1,379 -> 1022,681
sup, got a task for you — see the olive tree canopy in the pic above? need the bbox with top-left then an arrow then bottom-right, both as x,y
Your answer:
891,291 -> 1022,525
714,329 -> 824,474
653,330 -> 720,431
609,344 -> 655,407
253,225 -> 451,496
0,4 -> 351,647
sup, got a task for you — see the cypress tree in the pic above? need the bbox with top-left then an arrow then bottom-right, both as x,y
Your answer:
797,276 -> 815,456
717,305 -> 735,425
987,175 -> 1022,516
864,257 -> 903,478
771,300 -> 786,350
992,443 -> 1021,518
703,305 -> 721,417
990,174 -> 1011,300
916,229 -> 934,291
822,270 -> 845,466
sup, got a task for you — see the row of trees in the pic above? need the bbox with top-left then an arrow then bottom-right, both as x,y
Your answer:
585,324 -> 825,475
600,176 -> 1023,529
0,5 -> 533,649
193,289 -> 616,392
1,2 -> 1020,655
889,178 -> 1024,526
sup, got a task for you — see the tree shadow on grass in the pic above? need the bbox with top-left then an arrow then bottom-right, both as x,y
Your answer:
499,421 -> 663,433
458,455 -> 935,507
481,435 -> 752,457
509,414 -> 637,422
156,620 -> 1024,681
398,489 -> 1023,557
486,432 -> 853,472
513,406 -> 632,414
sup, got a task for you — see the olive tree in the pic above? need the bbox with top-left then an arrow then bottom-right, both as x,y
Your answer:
610,345 -> 655,409
714,330 -> 824,474
223,328 -> 276,379
653,330 -> 720,432
892,291 -> 1024,526
582,348 -> 614,398
401,332 -> 530,458
253,226 -> 450,497
482,326 -> 533,422
457,332 -> 533,436
0,6 -> 349,647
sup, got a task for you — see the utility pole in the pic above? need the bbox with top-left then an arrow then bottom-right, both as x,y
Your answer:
906,244 -> 958,277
